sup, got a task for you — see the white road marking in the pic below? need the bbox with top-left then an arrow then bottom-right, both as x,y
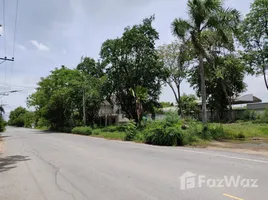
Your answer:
175,148 -> 268,164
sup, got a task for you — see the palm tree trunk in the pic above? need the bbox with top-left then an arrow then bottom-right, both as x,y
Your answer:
199,54 -> 207,124
220,81 -> 233,122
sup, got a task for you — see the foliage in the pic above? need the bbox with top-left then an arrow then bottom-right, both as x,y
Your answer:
160,102 -> 174,108
27,64 -> 106,131
180,94 -> 199,118
239,0 -> 268,90
189,54 -> 246,121
100,16 -> 167,123
71,127 -> 93,135
257,108 -> 268,123
8,107 -> 28,127
158,41 -> 193,115
172,0 -> 241,123
125,120 -> 137,141
240,110 -> 259,121
0,116 -> 6,132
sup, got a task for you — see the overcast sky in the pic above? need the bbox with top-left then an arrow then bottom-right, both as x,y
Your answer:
0,0 -> 264,119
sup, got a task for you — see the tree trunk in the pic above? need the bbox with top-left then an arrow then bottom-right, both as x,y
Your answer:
263,68 -> 268,90
220,81 -> 233,122
177,84 -> 183,117
199,54 -> 207,124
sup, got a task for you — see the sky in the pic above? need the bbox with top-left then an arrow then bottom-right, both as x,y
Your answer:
0,0 -> 264,119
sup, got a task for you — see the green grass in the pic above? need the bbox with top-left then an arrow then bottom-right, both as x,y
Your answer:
92,129 -> 126,140
221,123 -> 268,139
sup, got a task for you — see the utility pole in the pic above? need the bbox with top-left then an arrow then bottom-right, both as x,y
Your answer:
81,57 -> 86,126
0,25 -> 15,63
83,87 -> 86,126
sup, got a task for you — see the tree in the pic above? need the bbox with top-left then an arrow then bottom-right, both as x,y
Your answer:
158,41 -> 192,116
27,66 -> 83,130
8,107 -> 28,127
171,0 -> 240,123
76,57 -> 107,127
180,94 -> 199,118
100,16 -> 166,123
189,54 -> 246,121
239,0 -> 268,90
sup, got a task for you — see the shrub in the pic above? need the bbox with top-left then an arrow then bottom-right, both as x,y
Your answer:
102,126 -> 118,132
164,111 -> 180,126
124,120 -> 137,141
240,110 -> 259,121
144,122 -> 184,146
0,116 -> 6,132
208,124 -> 225,141
71,127 -> 92,135
258,108 -> 268,123
92,129 -> 102,135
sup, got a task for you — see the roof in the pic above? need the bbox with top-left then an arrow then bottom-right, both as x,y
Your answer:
233,94 -> 262,105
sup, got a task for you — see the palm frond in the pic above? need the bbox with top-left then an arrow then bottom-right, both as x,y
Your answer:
0,106 -> 5,114
171,18 -> 192,39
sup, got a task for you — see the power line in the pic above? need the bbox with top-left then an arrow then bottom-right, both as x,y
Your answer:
9,0 -> 19,88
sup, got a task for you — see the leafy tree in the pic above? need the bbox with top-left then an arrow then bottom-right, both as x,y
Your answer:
28,66 -> 82,130
100,16 -> 166,123
189,54 -> 246,121
8,107 -> 27,127
158,41 -> 192,116
23,111 -> 35,128
171,0 -> 240,123
180,94 -> 199,118
160,102 -> 174,108
76,58 -> 107,127
239,0 -> 268,90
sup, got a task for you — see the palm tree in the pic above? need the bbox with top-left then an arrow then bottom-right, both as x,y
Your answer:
0,105 -> 4,118
171,0 -> 240,124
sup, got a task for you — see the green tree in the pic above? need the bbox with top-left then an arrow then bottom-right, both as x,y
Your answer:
158,41 -> 192,116
171,0 -> 240,123
180,94 -> 199,118
76,57 -> 107,127
100,16 -> 166,123
189,54 -> 246,121
8,107 -> 27,127
27,66 -> 82,130
239,0 -> 268,90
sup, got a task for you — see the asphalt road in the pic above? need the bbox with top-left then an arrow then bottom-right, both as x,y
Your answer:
1,127 -> 268,200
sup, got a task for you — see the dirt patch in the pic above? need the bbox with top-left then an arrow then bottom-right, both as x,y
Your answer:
207,139 -> 268,156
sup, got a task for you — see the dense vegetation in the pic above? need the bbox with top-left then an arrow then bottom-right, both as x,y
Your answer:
7,0 -> 268,146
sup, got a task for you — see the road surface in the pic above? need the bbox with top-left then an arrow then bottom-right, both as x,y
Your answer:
0,127 -> 268,200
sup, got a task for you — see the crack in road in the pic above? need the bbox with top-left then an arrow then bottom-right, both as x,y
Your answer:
26,149 -> 77,200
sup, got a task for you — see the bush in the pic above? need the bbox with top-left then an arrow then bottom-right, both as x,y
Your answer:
258,108 -> 268,123
71,127 -> 92,135
92,129 -> 102,135
144,121 -> 184,146
240,110 -> 259,121
0,116 -> 6,132
208,124 -> 225,141
124,120 -> 137,141
102,126 -> 118,132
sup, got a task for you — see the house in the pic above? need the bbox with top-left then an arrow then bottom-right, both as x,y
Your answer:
98,100 -> 129,126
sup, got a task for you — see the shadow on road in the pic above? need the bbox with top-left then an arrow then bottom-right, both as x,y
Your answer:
0,155 -> 30,173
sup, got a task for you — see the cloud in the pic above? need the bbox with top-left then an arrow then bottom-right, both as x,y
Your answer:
17,44 -> 26,51
30,40 -> 50,51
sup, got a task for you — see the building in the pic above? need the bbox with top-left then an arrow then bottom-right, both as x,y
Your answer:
98,100 -> 129,126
